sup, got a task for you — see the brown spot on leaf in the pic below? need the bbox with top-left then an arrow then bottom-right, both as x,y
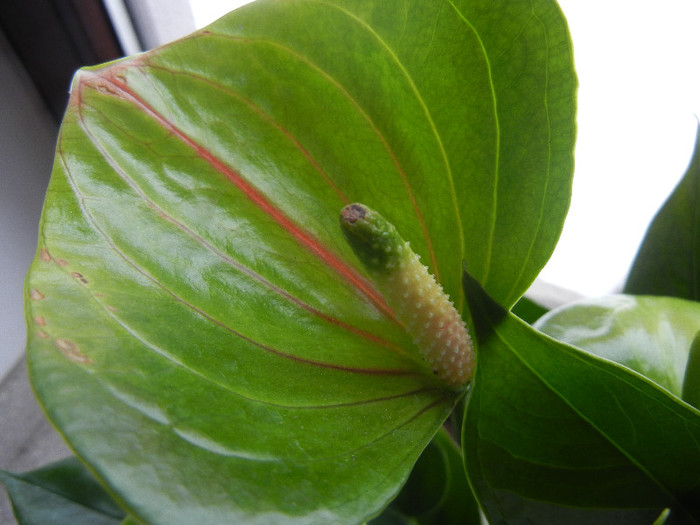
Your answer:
56,259 -> 68,267
95,83 -> 116,95
37,331 -> 49,339
33,316 -> 46,326
71,272 -> 89,284
40,249 -> 52,262
55,339 -> 92,364
30,289 -> 45,300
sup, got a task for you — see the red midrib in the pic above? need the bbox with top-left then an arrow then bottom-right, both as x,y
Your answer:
84,71 -> 396,322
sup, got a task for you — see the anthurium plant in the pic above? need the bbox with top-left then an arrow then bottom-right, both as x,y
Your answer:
2,0 -> 699,523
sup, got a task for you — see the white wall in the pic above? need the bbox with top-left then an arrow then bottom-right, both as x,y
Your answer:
544,0 -> 700,296
125,0 -> 195,49
0,32 -> 58,382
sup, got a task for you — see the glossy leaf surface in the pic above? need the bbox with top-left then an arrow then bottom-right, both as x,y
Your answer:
462,272 -> 700,524
625,124 -> 700,300
25,0 -> 575,522
535,295 -> 700,398
0,458 -> 125,525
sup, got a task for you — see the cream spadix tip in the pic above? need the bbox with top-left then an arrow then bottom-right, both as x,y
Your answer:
339,203 -> 474,389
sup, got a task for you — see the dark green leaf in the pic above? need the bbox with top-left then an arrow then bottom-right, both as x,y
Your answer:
682,331 -> 700,409
511,295 -> 549,324
25,0 -> 575,522
390,433 -> 450,518
462,271 -> 700,524
0,457 -> 125,525
419,428 -> 480,525
367,507 -> 417,525
370,428 -> 480,525
624,124 -> 700,300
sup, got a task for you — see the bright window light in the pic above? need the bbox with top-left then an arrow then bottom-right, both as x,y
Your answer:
190,0 -> 253,27
545,0 -> 700,296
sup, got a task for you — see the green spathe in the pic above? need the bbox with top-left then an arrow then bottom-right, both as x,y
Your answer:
23,0 -> 577,522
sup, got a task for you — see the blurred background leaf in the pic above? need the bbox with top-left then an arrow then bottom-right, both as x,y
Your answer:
535,295 -> 700,400
0,457 -> 125,525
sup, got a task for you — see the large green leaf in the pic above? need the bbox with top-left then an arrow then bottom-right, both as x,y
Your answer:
462,272 -> 700,524
624,124 -> 700,300
25,0 -> 575,522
